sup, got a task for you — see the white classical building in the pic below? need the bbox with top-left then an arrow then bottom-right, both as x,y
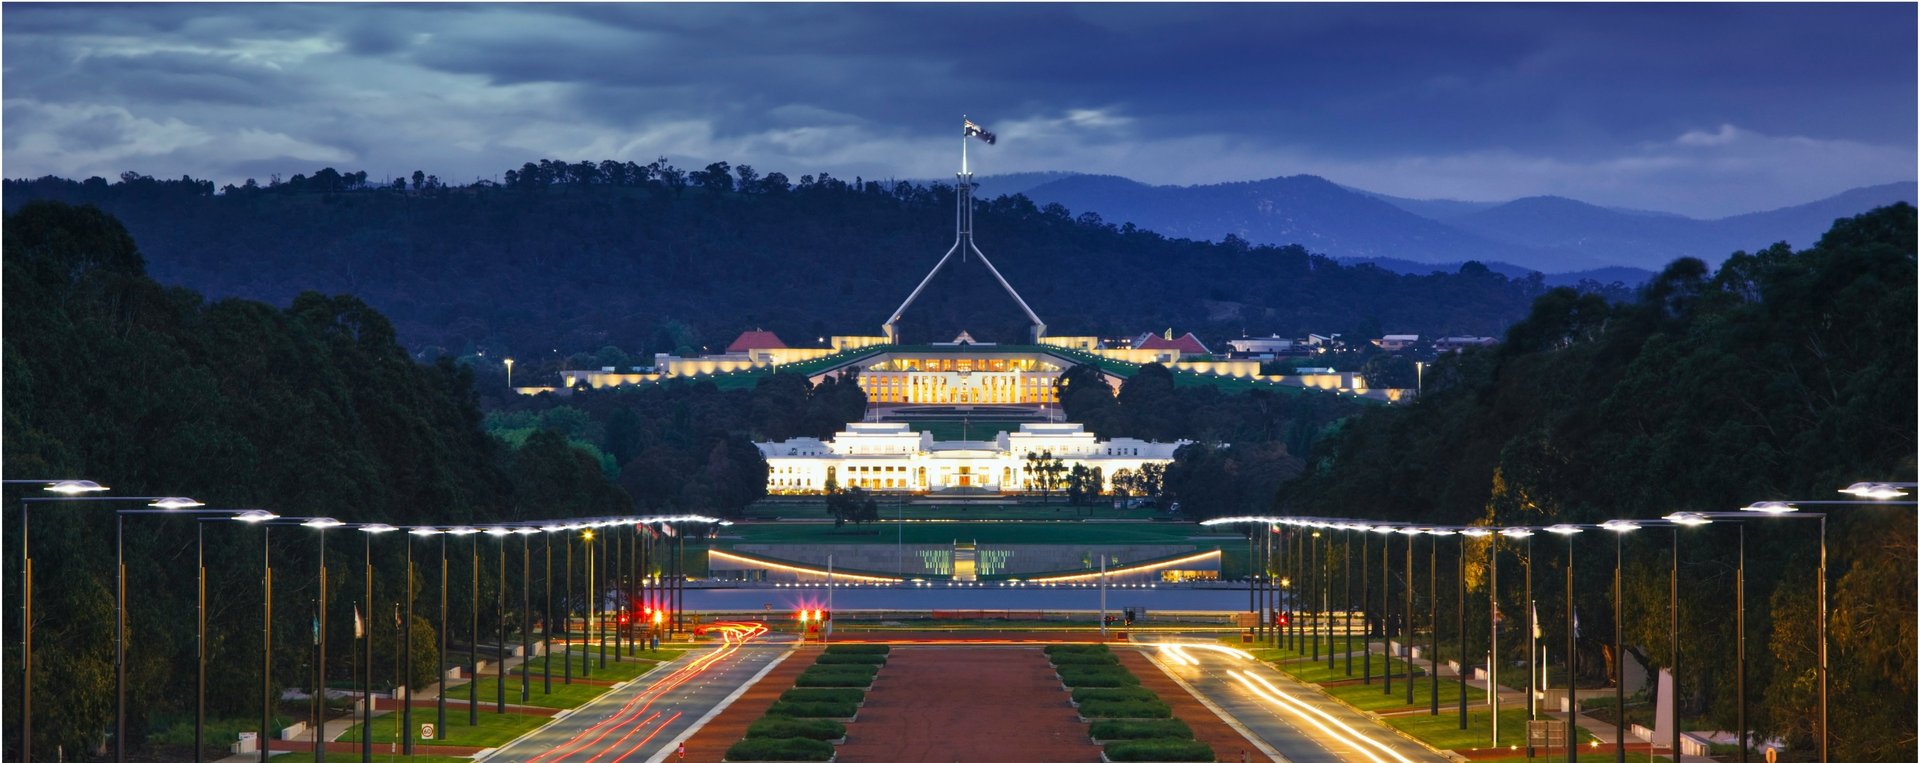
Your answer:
757,422 -> 1187,494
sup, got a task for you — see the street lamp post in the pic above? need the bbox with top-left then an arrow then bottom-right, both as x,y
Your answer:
1375,524 -> 1396,695
406,528 -> 444,755
1427,528 -> 1452,716
488,527 -> 509,713
1498,527 -> 1535,751
1310,528 -> 1320,661
1600,520 -> 1639,763
1545,523 -> 1582,763
359,523 -> 397,763
466,529 -> 479,725
518,528 -> 535,702
504,358 -> 514,389
1363,526 -> 1373,685
6,478 -> 113,763
542,527 -> 557,693
1344,528 -> 1354,677
1403,527 -> 1416,707
310,519 -> 337,763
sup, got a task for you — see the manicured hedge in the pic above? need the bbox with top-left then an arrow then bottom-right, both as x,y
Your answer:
1049,651 -> 1121,666
1057,665 -> 1140,687
815,653 -> 887,665
794,671 -> 873,688
1101,739 -> 1216,761
745,717 -> 847,741
823,644 -> 891,655
781,687 -> 866,704
765,700 -> 858,718
1073,687 -> 1161,704
1079,698 -> 1174,719
803,663 -> 879,676
1089,719 -> 1194,741
723,736 -> 835,761
1045,644 -> 1110,655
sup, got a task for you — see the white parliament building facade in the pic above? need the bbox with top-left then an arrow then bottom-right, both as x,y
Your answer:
757,422 -> 1186,494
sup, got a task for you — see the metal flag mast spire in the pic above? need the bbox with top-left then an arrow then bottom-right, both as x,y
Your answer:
882,117 -> 1047,344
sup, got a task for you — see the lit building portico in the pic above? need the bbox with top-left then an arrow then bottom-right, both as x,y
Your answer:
758,421 -> 1186,494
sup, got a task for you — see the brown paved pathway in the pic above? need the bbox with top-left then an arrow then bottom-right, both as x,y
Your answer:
674,646 -> 812,762
1118,649 -> 1263,763
837,648 -> 1102,763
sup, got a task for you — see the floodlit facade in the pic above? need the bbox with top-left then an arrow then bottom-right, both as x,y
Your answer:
757,422 -> 1187,494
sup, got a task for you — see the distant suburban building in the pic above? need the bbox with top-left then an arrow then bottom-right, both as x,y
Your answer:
1132,330 -> 1211,357
1226,335 -> 1295,356
1373,334 -> 1421,352
756,422 -> 1187,494
1434,336 -> 1499,352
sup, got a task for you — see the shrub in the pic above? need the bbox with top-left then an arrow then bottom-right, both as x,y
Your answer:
1057,665 -> 1139,687
794,671 -> 873,688
815,653 -> 886,665
764,700 -> 858,718
1079,698 -> 1174,719
724,736 -> 835,761
1073,687 -> 1160,704
1101,739 -> 1215,761
803,663 -> 879,676
823,644 -> 890,655
745,717 -> 847,741
1089,719 -> 1194,741
1045,644 -> 1110,655
781,688 -> 865,704
1050,651 -> 1121,666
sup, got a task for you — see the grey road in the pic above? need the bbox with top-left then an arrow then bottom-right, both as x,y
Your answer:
487,626 -> 791,763
1135,639 -> 1449,763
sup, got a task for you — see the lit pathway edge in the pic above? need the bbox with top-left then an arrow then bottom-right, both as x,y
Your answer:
1139,647 -> 1291,763
481,623 -> 780,762
1135,638 -> 1450,763
642,643 -> 797,763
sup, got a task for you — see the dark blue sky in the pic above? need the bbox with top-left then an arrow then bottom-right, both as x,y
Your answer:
5,3 -> 1913,216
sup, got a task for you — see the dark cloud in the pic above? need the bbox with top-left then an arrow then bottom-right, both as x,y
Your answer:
4,3 -> 1913,216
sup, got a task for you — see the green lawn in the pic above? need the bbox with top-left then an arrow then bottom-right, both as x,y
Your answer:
533,648 -> 672,682
339,707 -> 549,747
465,675 -> 611,709
1272,655 -> 1423,684
1323,677 -> 1486,712
1385,708 -> 1595,751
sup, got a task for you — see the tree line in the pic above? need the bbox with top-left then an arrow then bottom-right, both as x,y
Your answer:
1271,205 -> 1917,760
3,160 -> 1581,387
1,202 -> 644,758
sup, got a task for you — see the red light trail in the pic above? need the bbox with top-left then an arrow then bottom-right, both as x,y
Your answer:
526,622 -> 766,762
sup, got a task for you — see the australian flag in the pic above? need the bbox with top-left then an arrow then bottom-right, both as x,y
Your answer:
963,119 -> 997,145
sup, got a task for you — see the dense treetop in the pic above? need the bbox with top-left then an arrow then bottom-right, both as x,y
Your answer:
3,161 -> 1585,380
1274,205 -> 1916,760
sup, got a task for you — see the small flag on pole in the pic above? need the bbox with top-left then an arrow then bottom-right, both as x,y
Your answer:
963,118 -> 997,145
354,604 -> 365,639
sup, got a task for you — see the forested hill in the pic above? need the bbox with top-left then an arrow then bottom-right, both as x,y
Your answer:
1275,205 -> 1916,760
2,164 -> 1599,362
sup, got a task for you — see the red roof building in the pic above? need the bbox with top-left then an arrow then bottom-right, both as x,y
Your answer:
1133,331 -> 1211,356
726,330 -> 788,353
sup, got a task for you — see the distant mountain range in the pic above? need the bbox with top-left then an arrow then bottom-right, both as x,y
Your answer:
953,172 -> 1914,282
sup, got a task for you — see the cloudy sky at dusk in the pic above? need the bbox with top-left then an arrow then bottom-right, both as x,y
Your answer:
5,3 -> 1914,217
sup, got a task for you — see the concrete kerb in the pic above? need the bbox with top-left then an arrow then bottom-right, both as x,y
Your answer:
1252,656 -> 1466,763
644,644 -> 799,763
483,647 -> 697,761
1137,648 -> 1289,763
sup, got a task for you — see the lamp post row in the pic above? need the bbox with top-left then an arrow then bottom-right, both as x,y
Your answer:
1207,479 -> 1915,763
6,477 -> 718,763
